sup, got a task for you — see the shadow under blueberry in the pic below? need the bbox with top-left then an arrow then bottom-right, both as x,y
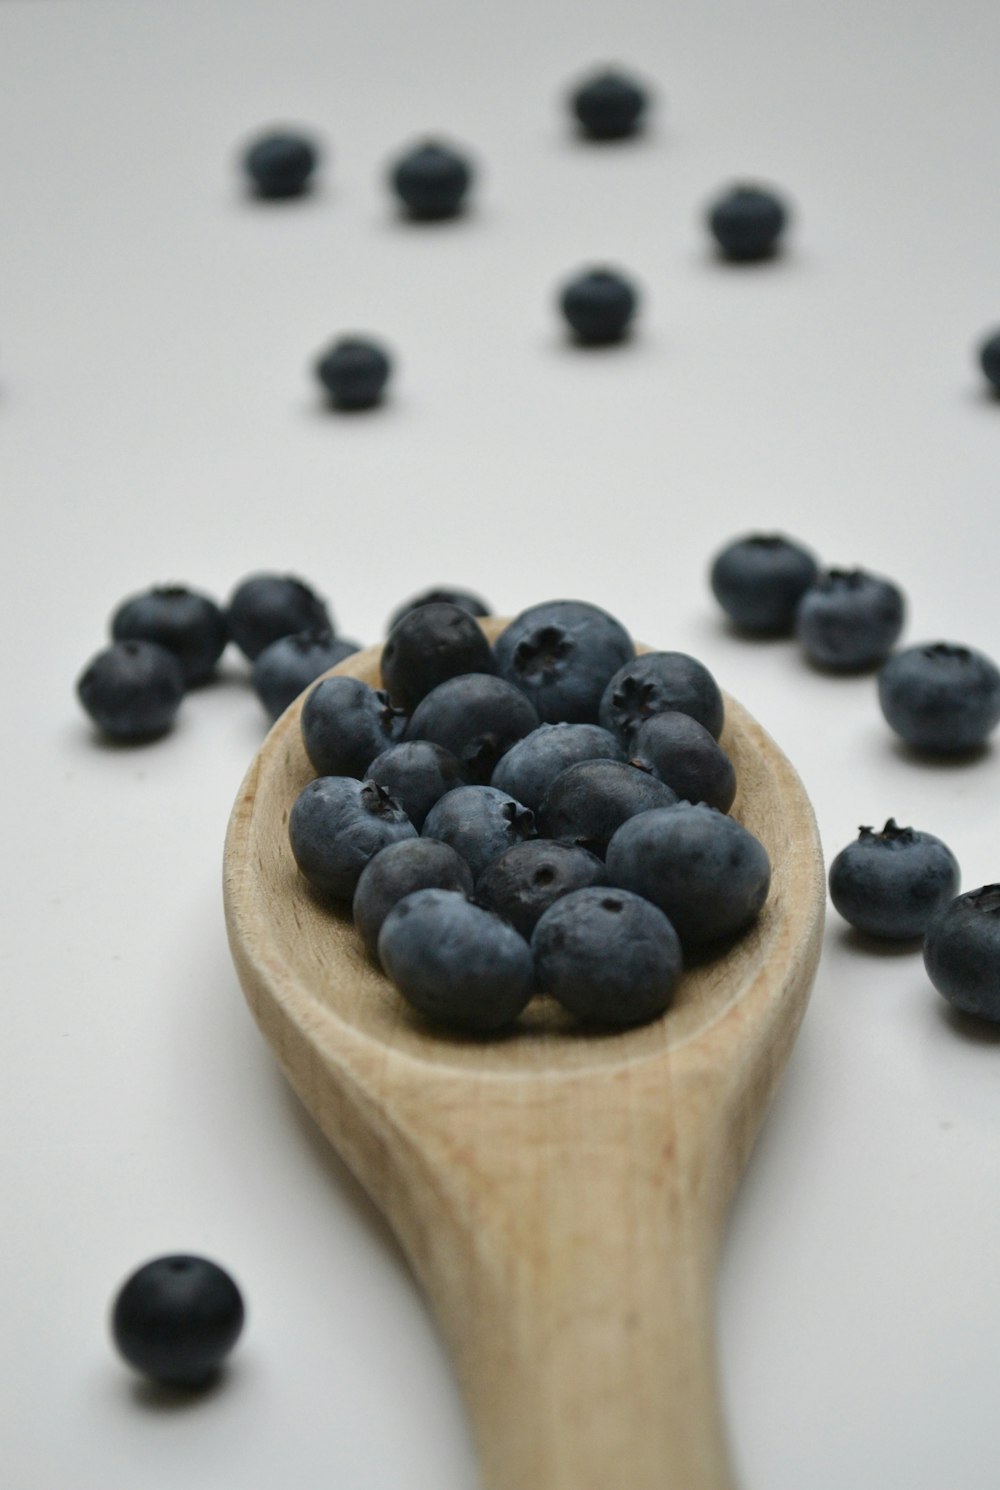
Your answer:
127,1365 -> 234,1412
887,737 -> 991,770
836,924 -> 924,959
936,1000 -> 1000,1044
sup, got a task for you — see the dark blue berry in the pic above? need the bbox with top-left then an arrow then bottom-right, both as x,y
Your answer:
386,586 -> 491,633
365,740 -> 465,830
381,602 -> 495,712
378,889 -> 534,1033
252,631 -> 360,721
422,785 -> 535,881
923,886 -> 1000,1021
559,268 -> 638,345
828,819 -> 960,940
301,675 -> 405,778
315,337 -> 392,410
878,642 -> 1000,754
707,184 -> 788,261
599,651 -> 725,744
111,1255 -> 244,1387
978,329 -> 1000,392
796,568 -> 905,671
289,776 -> 417,901
630,711 -> 736,812
493,600 -> 634,724
606,801 -> 771,946
490,722 -> 626,813
709,533 -> 819,635
352,838 -> 473,961
111,585 -> 227,684
405,673 -> 540,784
475,840 -> 607,940
536,758 -> 677,858
226,573 -> 330,662
390,140 -> 473,220
77,640 -> 185,741
532,887 -> 682,1027
570,69 -> 648,141
243,130 -> 318,199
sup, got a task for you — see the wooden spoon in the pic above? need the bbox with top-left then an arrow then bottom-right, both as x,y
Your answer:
223,620 -> 825,1490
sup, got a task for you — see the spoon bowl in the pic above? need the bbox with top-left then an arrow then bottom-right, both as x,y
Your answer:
224,620 -> 825,1490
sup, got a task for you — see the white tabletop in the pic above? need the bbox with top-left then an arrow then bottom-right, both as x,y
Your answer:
3,2 -> 999,1486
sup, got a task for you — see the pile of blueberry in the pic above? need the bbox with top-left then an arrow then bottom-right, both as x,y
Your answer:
237,66 -> 794,408
287,597 -> 771,1033
76,571 -> 363,739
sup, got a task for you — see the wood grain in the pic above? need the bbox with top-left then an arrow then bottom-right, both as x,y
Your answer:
224,620 -> 825,1490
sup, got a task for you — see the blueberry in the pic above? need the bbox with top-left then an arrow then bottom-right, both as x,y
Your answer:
111,1255 -> 244,1387
828,819 -> 960,940
77,640 -> 185,741
422,785 -> 535,881
252,631 -> 360,721
536,758 -> 678,858
289,776 -> 416,900
111,585 -> 227,684
559,268 -> 639,345
405,673 -> 540,784
923,886 -> 1000,1022
381,602 -> 495,712
493,600 -> 634,724
490,722 -> 626,813
390,140 -> 473,220
378,889 -> 534,1033
226,573 -> 330,662
599,651 -> 725,744
977,329 -> 1000,392
532,887 -> 682,1027
475,840 -> 607,940
707,184 -> 789,262
243,130 -> 318,199
569,69 -> 648,141
709,533 -> 819,635
629,711 -> 736,812
365,740 -> 465,830
606,801 -> 771,946
352,838 -> 473,961
301,675 -> 405,778
315,337 -> 392,411
878,642 -> 1000,754
386,586 -> 491,633
796,568 -> 905,672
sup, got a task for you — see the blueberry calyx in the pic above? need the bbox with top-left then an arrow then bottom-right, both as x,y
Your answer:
375,690 -> 405,733
360,781 -> 403,818
922,642 -> 971,664
965,884 -> 1000,915
501,801 -> 536,839
513,626 -> 572,683
858,818 -> 916,846
611,676 -> 656,725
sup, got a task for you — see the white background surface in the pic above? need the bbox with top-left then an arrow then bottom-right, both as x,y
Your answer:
3,1 -> 1000,1486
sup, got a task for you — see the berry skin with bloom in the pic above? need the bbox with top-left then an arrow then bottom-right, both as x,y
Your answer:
878,642 -> 1000,753
378,889 -> 534,1033
828,819 -> 960,940
111,1255 -> 245,1387
77,640 -> 185,741
710,533 -> 819,635
923,886 -> 1000,1022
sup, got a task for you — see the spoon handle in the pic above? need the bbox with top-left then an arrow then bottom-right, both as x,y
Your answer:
381,1067 -> 740,1490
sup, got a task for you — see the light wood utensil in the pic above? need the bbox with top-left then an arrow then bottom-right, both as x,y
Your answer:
224,620 -> 825,1490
